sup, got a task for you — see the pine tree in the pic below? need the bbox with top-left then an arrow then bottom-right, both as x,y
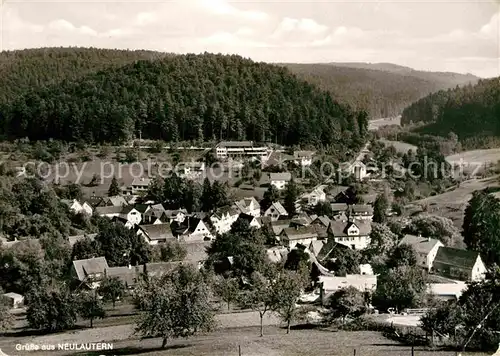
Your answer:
108,176 -> 120,197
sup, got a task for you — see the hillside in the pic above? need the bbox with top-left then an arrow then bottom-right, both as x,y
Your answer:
283,63 -> 478,118
0,51 -> 368,157
401,77 -> 500,149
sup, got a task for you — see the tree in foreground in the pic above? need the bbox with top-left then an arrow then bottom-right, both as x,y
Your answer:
373,193 -> 389,223
98,276 -> 126,308
0,290 -> 13,332
272,271 -> 304,333
108,176 -> 121,197
214,276 -> 239,311
78,291 -> 106,328
324,286 -> 366,325
135,264 -> 215,349
26,285 -> 77,332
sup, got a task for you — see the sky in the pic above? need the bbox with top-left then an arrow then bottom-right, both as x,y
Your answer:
1,0 -> 499,78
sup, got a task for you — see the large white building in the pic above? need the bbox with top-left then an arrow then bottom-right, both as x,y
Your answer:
215,141 -> 269,162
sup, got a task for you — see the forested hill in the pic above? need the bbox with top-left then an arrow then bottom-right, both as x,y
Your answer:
283,63 -> 478,118
0,51 -> 368,155
401,78 -> 500,147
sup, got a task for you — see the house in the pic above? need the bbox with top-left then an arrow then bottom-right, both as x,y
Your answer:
95,205 -> 123,219
270,219 -> 291,237
264,152 -> 295,169
311,216 -> 331,239
302,185 -> 327,206
143,204 -> 167,224
72,257 -> 109,289
290,212 -> 315,227
266,247 -> 289,264
398,235 -> 444,271
432,247 -> 487,282
61,199 -> 93,215
319,274 -> 377,296
328,219 -> 372,250
293,151 -> 315,167
105,266 -> 140,289
175,217 -> 214,242
136,223 -> 176,245
350,205 -> 374,221
178,162 -> 205,180
128,177 -> 151,195
68,233 -> 97,247
134,204 -> 151,222
160,209 -> 188,224
234,197 -> 261,217
118,206 -> 142,226
210,206 -> 240,234
427,280 -> 467,302
2,292 -> 24,308
280,225 -> 318,249
99,195 -> 128,207
270,172 -> 292,190
345,161 -> 367,181
215,141 -> 269,162
263,202 -> 288,221
236,213 -> 261,229
331,203 -> 349,215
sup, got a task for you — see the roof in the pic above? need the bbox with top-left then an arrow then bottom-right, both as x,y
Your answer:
105,196 -> 128,207
218,141 -> 254,148
212,205 -> 240,219
68,233 -> 97,247
282,225 -> 318,241
351,205 -> 374,214
266,201 -> 288,216
315,238 -> 338,261
319,274 -> 377,293
95,206 -> 123,215
398,235 -> 442,255
433,247 -> 481,270
131,178 -> 151,187
330,203 -> 348,212
308,240 -> 327,256
3,292 -> 23,299
150,203 -> 165,211
266,247 -> 289,263
270,172 -> 292,181
105,266 -> 139,287
271,219 -> 291,235
312,215 -> 331,228
234,197 -> 260,214
427,281 -> 467,299
294,150 -> 315,158
134,204 -> 150,214
137,224 -> 175,241
328,220 -> 372,237
237,213 -> 258,224
143,262 -> 182,277
265,152 -> 295,167
72,257 -> 109,281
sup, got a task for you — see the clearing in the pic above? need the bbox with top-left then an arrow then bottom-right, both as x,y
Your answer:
368,116 -> 401,131
446,148 -> 500,175
380,139 -> 417,154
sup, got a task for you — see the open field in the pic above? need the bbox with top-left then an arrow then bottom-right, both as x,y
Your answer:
446,148 -> 500,175
368,116 -> 401,131
410,176 -> 500,230
380,139 -> 417,154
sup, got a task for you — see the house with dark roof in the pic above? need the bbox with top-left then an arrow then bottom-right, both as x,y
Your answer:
136,223 -> 176,245
350,205 -> 374,221
270,172 -> 292,190
174,217 -> 214,242
96,195 -> 128,208
270,219 -> 291,237
263,201 -> 288,221
104,266 -> 140,289
95,205 -> 124,218
71,257 -> 109,289
330,203 -> 349,214
399,235 -> 444,271
432,247 -> 487,282
210,206 -> 240,234
143,206 -> 166,225
183,241 -> 212,267
280,225 -> 319,249
118,206 -> 142,226
236,213 -> 261,229
328,219 -> 372,250
160,209 -> 188,224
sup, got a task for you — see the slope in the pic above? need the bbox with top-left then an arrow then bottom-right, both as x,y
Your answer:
0,53 -> 368,159
283,63 -> 478,118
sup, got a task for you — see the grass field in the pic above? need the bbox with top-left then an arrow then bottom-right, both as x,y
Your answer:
368,116 -> 401,131
446,148 -> 500,175
380,139 -> 417,154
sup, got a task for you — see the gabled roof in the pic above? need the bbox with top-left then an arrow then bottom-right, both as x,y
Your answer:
271,219 -> 291,235
433,247 -> 481,270
328,220 -> 372,237
398,235 -> 442,255
142,262 -> 182,277
351,205 -> 374,214
131,178 -> 151,187
68,233 -> 97,247
95,206 -> 123,215
266,201 -> 288,216
137,224 -> 175,241
120,205 -> 139,214
237,213 -> 258,224
266,247 -> 289,263
104,196 -> 128,207
330,203 -> 349,212
150,203 -> 165,211
312,215 -> 331,228
134,204 -> 150,214
234,197 -> 260,214
282,225 -> 318,240
315,238 -> 338,261
72,257 -> 109,281
270,172 -> 292,181
212,205 -> 240,219
105,266 -> 139,287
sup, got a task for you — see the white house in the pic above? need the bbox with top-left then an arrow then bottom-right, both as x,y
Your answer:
280,226 -> 318,249
61,199 -> 93,215
319,274 -> 377,296
346,161 -> 367,181
270,172 -> 292,190
160,209 -> 188,224
234,197 -> 261,217
236,213 -> 262,229
178,162 -> 205,180
432,247 -> 487,282
3,292 -> 24,309
118,206 -> 142,226
350,205 -> 374,221
303,185 -> 327,206
398,235 -> 444,271
427,281 -> 467,302
328,220 -> 372,250
128,177 -> 151,195
215,141 -> 269,162
210,206 -> 240,234
72,257 -> 109,289
264,202 -> 288,221
176,217 -> 214,242
293,151 -> 314,167
94,206 -> 123,219
136,224 -> 175,245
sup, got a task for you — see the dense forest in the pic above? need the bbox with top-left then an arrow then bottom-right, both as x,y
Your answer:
0,49 -> 368,154
284,63 -> 478,118
401,78 -> 500,149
